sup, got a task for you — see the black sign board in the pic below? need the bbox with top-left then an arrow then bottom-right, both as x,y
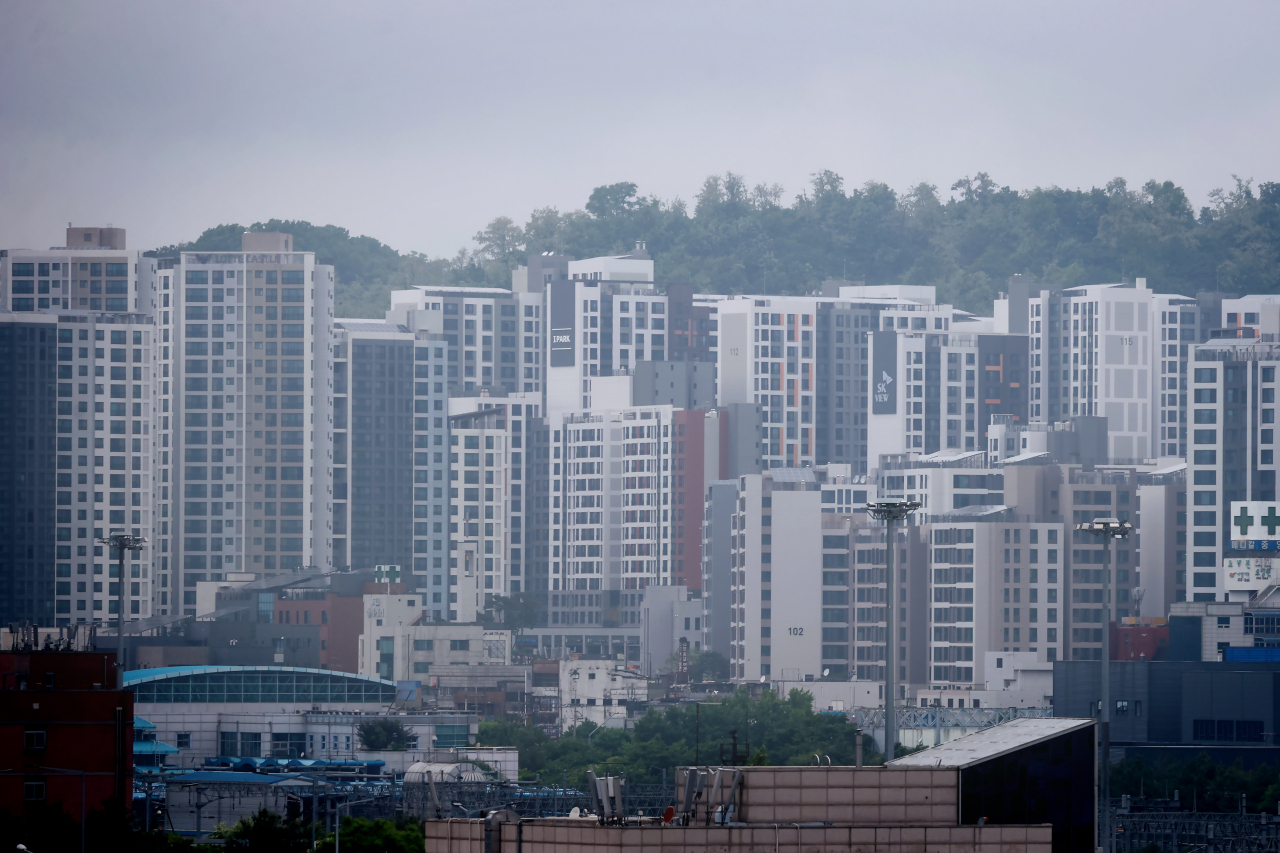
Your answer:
872,330 -> 897,414
549,280 -> 576,367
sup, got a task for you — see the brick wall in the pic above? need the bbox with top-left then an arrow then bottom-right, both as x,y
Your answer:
423,819 -> 1053,853
733,766 -> 958,825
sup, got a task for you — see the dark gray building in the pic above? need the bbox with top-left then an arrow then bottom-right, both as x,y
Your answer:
1053,659 -> 1280,745
0,319 -> 60,625
631,361 -> 717,410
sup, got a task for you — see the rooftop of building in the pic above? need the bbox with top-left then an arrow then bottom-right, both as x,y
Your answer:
886,716 -> 1094,768
1195,339 -> 1280,360
123,664 -> 396,687
334,319 -> 412,334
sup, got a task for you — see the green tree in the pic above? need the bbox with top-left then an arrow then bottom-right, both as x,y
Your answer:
1111,753 -> 1280,813
661,647 -> 729,681
478,687 -> 885,788
357,717 -> 413,751
210,807 -> 309,850
689,650 -> 731,681
473,216 -> 525,265
153,171 -> 1280,324
316,817 -> 423,853
487,591 -> 545,633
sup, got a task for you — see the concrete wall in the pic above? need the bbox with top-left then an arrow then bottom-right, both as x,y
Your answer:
732,766 -> 958,825
423,819 -> 1052,853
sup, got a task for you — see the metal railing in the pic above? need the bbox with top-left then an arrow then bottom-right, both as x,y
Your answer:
849,706 -> 1053,729
1113,811 -> 1280,853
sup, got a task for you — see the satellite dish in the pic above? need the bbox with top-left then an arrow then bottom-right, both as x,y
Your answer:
662,806 -> 675,824
759,675 -> 767,683
569,807 -> 581,818
822,668 -> 830,678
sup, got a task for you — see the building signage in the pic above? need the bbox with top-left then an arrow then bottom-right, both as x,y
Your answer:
1225,558 -> 1273,587
871,330 -> 897,415
1227,502 -> 1280,589
1229,501 -> 1280,551
549,280 -> 576,367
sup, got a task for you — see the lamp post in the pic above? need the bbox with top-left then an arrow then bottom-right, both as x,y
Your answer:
1075,516 -> 1133,853
864,500 -> 920,761
96,531 -> 147,688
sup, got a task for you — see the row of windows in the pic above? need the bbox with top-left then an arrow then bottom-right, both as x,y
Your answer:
13,262 -> 126,277
132,672 -> 393,704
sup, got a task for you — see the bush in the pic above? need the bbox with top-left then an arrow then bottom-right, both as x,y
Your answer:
316,817 -> 423,853
357,718 -> 413,751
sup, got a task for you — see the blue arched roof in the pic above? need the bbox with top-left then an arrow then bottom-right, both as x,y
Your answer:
126,665 -> 396,705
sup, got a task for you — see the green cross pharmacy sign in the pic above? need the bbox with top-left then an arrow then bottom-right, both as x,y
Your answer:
1230,502 -> 1280,551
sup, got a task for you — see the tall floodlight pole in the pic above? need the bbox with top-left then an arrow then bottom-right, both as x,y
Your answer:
97,531 -> 147,687
865,500 -> 920,761
1076,516 -> 1132,853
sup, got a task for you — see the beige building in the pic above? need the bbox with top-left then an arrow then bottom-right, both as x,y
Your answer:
356,592 -> 510,680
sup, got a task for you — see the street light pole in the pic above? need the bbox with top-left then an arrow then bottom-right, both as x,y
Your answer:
865,500 -> 920,761
96,531 -> 147,688
1076,516 -> 1133,853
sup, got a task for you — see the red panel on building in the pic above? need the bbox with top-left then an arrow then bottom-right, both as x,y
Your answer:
0,651 -> 132,821
1110,623 -> 1169,661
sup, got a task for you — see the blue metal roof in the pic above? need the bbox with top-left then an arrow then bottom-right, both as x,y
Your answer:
168,771 -> 318,785
124,665 -> 396,688
134,741 -> 180,755
204,756 -> 386,770
134,717 -> 156,730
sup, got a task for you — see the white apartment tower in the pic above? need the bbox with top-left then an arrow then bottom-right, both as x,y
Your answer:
162,232 -> 334,616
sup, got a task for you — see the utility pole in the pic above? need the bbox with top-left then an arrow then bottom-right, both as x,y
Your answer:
97,531 -> 147,687
865,501 -> 920,762
1076,516 -> 1133,853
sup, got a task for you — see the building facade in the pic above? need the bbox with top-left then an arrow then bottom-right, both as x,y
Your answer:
163,233 -> 335,618
1,227 -> 161,626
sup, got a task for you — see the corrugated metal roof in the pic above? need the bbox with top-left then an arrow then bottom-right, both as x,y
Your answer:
334,320 -> 412,334
168,772 -> 317,786
998,451 -> 1050,466
886,717 -> 1094,769
134,741 -> 180,755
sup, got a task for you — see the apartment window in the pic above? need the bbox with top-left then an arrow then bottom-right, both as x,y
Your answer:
176,732 -> 192,749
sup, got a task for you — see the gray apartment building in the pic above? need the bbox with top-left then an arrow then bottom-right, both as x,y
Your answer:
0,226 -> 161,627
161,233 -> 335,617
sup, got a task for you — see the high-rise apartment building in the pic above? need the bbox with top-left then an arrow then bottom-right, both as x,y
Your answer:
162,233 -> 334,616
330,320 -> 419,574
700,465 -> 908,684
715,283 -> 1021,475
386,283 -> 544,606
1018,278 -> 1234,463
1,227 -> 161,627
446,392 -> 547,618
1188,339 -> 1280,603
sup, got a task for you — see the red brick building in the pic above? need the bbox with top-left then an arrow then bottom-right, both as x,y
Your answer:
0,649 -> 132,822
273,580 -> 408,673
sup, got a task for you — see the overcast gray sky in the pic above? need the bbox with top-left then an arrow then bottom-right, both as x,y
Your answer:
2,1 -> 1277,257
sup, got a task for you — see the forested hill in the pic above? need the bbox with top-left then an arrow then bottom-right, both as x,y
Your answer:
148,172 -> 1280,318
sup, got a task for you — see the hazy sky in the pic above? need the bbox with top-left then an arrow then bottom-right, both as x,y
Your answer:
3,1 -> 1277,258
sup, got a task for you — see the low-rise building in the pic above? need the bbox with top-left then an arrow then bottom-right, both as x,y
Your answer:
357,593 -> 511,680
915,652 -> 1053,709
552,658 -> 649,732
